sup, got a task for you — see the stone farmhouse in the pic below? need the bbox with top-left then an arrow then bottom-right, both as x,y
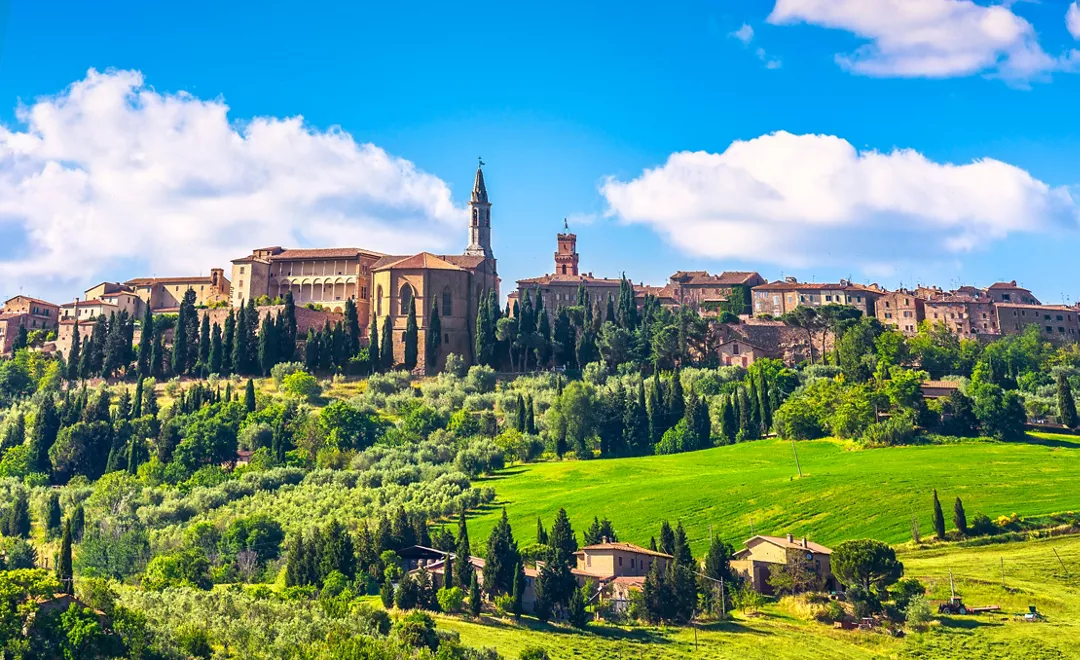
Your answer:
730,534 -> 834,595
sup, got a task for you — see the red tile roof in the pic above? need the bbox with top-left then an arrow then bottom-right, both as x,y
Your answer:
753,280 -> 877,293
574,542 -> 673,559
996,303 -> 1075,312
272,247 -> 385,260
670,270 -> 761,286
4,296 -> 58,307
125,276 -> 214,286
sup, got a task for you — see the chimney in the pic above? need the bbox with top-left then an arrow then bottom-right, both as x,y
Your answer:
786,533 -> 794,544
601,535 -> 608,544
785,276 -> 797,284
802,537 -> 808,548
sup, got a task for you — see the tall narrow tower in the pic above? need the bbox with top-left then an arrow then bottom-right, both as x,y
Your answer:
554,218 -> 579,276
464,160 -> 493,258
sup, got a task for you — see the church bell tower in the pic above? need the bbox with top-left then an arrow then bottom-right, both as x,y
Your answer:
464,159 -> 493,258
554,218 -> 579,276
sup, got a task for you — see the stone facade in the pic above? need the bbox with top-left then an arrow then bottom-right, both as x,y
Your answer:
996,303 -> 1080,340
2,296 -> 59,331
876,290 -> 926,335
986,281 -> 1040,305
230,247 -> 382,333
751,278 -> 883,318
668,270 -> 764,313
369,165 -> 500,372
924,295 -> 999,337
60,300 -> 119,321
123,269 -> 231,312
731,534 -> 833,595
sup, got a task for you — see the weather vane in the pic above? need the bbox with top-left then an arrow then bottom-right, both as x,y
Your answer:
564,217 -> 568,230
478,156 -> 485,168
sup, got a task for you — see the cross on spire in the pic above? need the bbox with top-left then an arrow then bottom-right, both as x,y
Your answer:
478,156 -> 485,168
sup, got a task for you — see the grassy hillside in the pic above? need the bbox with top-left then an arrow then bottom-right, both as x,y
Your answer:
467,434 -> 1080,553
436,535 -> 1080,659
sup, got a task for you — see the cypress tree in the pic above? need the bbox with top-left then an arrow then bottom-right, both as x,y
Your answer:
536,517 -> 548,546
198,313 -> 211,373
953,497 -> 968,535
426,301 -> 442,373
512,562 -> 526,618
222,309 -> 235,376
1057,374 -> 1078,429
404,298 -> 418,370
475,294 -> 492,367
469,571 -> 482,617
70,503 -> 85,542
720,394 -> 736,444
515,393 -> 526,432
319,323 -> 333,373
525,395 -> 536,435
281,291 -> 298,360
4,490 -> 31,538
137,304 -> 154,377
57,518 -> 73,595
379,317 -> 393,370
666,371 -> 684,428
44,492 -> 62,540
209,323 -> 223,374
2,413 -> 24,453
28,394 -> 60,474
132,378 -> 143,418
67,321 -> 82,381
455,509 -> 472,590
245,299 -> 259,370
258,312 -> 278,376
304,328 -> 319,371
127,436 -> 142,475
233,301 -> 249,375
343,297 -> 359,358
659,521 -> 675,557
932,489 -> 946,539
172,302 -> 188,376
244,378 -> 256,413
758,373 -> 773,432
369,315 -> 380,373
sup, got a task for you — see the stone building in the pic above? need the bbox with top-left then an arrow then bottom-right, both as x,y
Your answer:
122,269 -> 231,312
369,164 -> 500,371
515,223 -> 672,314
924,295 -> 998,337
996,303 -> 1080,340
875,290 -> 926,335
750,278 -> 883,318
60,299 -> 118,322
986,281 -> 1040,305
2,296 -> 59,330
731,534 -> 833,595
229,247 -> 383,330
667,270 -> 764,314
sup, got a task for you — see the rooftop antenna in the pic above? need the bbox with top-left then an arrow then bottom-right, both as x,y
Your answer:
564,217 -> 569,231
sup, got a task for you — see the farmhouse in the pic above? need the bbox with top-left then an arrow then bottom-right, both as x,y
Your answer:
730,534 -> 833,595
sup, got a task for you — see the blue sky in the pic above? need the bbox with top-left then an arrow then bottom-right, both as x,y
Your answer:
1,0 -> 1080,304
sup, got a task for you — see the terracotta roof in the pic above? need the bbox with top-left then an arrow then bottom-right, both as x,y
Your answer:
125,276 -> 214,286
4,295 -> 58,307
373,253 -> 466,271
574,542 -> 673,559
922,380 -> 960,389
747,535 -> 832,555
670,270 -> 761,286
610,575 -> 647,585
61,299 -> 114,308
440,255 -> 489,269
517,273 -> 624,286
0,313 -> 27,321
753,280 -> 876,293
926,296 -> 992,305
995,303 -> 1075,312
988,281 -> 1025,290
272,247 -> 385,261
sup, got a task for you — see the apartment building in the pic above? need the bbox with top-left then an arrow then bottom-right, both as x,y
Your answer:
751,278 -> 883,318
876,290 -> 925,335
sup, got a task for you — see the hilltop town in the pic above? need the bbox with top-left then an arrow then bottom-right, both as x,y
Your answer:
1,163 -> 1073,370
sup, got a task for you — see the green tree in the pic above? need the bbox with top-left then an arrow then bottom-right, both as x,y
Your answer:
831,538 -> 903,593
1058,373 -> 1078,428
244,379 -> 256,413
209,322 -> 223,374
136,304 -> 154,378
233,300 -> 250,375
67,321 -> 82,381
369,315 -> 380,373
198,313 -> 211,374
482,508 -> 520,597
953,497 -> 968,535
426,301 -> 442,373
932,489 -> 946,540
258,312 -> 279,376
3,490 -> 31,538
468,571 -> 482,617
454,509 -> 472,590
380,317 -> 394,371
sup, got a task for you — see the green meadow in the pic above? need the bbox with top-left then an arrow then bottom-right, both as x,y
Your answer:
435,535 -> 1080,659
467,434 -> 1080,553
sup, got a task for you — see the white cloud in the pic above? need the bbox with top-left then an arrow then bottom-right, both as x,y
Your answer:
1068,2 -> 1080,40
0,69 -> 466,302
730,23 -> 755,45
600,131 -> 1078,273
729,23 -> 782,68
768,0 -> 1077,81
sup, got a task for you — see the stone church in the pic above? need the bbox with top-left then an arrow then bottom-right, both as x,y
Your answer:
371,163 -> 500,371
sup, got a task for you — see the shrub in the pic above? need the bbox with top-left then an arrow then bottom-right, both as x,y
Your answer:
437,586 -> 464,614
519,647 -> 551,660
969,513 -> 997,536
860,411 -> 917,447
271,362 -> 305,385
904,594 -> 933,631
393,610 -> 438,651
466,366 -> 496,394
444,354 -> 468,378
282,371 -> 322,401
890,577 -> 926,610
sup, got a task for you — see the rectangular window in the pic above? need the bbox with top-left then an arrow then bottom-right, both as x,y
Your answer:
1047,326 -> 1053,333
825,295 -> 832,302
618,557 -> 622,567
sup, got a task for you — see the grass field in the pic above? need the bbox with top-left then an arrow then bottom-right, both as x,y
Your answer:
466,434 -> 1080,554
436,535 -> 1080,659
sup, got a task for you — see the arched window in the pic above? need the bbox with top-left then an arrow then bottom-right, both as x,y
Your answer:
376,286 -> 383,316
399,283 -> 413,315
442,286 -> 453,317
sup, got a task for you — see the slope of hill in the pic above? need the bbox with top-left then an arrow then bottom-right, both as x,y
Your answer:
436,534 -> 1080,659
467,435 -> 1080,553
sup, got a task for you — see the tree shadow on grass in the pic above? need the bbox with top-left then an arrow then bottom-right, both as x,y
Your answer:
1009,434 -> 1080,449
937,616 -> 1004,630
475,468 -> 528,482
473,615 -> 770,644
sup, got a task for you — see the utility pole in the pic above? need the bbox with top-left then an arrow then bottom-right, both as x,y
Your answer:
1053,548 -> 1070,576
791,439 -> 803,478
